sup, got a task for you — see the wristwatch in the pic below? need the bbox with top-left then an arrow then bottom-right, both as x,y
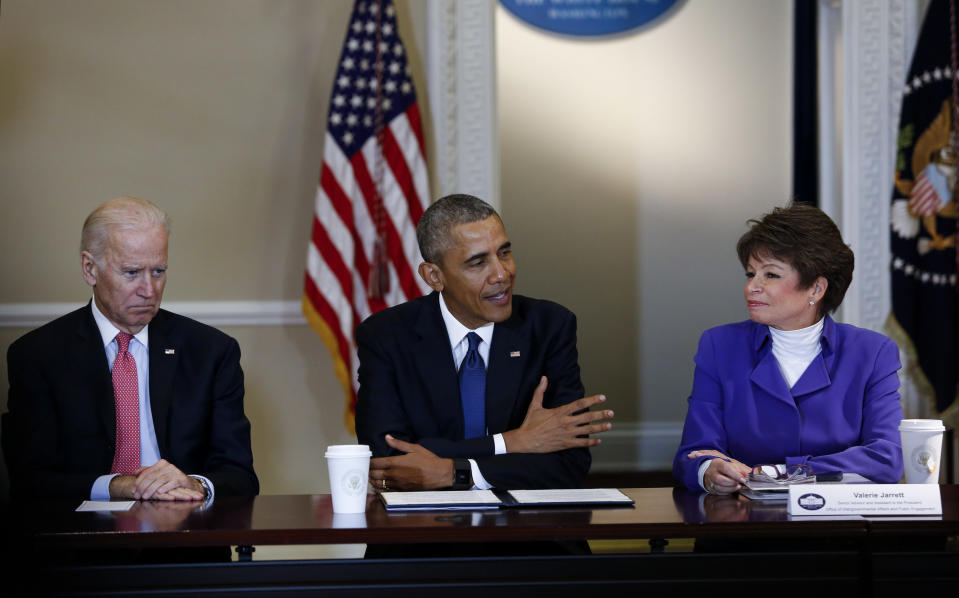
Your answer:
193,475 -> 212,498
450,458 -> 472,490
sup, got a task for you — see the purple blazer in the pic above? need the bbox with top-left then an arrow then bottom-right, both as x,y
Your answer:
673,316 -> 904,490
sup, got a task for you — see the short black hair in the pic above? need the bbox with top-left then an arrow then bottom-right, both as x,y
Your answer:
416,194 -> 498,264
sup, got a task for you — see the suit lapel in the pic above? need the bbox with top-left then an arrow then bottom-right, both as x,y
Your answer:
792,316 -> 836,398
411,294 -> 463,438
748,324 -> 795,405
750,317 -> 836,401
78,303 -> 117,446
148,310 -> 177,456
791,355 -> 831,397
486,311 -> 528,434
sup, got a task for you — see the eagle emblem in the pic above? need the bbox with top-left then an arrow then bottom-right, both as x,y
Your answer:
892,99 -> 958,255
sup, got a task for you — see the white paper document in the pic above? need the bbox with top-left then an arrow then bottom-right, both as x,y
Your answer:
379,488 -> 635,511
507,488 -> 634,506
76,500 -> 136,512
380,490 -> 502,510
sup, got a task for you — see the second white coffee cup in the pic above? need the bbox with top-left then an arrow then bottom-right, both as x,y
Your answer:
899,419 -> 945,484
325,444 -> 372,513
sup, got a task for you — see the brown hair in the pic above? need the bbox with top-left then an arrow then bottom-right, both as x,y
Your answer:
736,203 -> 854,316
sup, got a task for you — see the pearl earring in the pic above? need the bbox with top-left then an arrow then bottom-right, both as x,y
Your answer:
809,300 -> 816,306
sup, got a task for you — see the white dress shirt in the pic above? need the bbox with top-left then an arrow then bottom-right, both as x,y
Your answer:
89,301 -> 213,501
438,293 -> 507,490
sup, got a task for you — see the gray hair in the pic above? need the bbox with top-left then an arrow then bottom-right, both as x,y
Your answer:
81,196 -> 171,263
416,194 -> 498,264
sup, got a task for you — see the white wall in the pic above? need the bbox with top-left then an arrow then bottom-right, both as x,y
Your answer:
496,0 -> 793,465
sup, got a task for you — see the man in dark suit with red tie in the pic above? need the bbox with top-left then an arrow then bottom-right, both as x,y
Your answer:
3,197 -> 258,501
355,194 -> 614,493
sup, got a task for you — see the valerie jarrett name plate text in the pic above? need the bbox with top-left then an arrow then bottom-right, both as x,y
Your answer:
788,484 -> 942,516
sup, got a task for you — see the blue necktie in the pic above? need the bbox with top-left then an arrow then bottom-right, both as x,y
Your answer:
459,332 -> 486,439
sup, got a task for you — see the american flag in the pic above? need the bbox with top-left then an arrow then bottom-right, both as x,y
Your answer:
303,0 -> 430,431
908,162 -> 949,217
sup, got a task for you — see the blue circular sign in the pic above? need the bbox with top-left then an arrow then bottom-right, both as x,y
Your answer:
797,493 -> 826,511
500,0 -> 681,37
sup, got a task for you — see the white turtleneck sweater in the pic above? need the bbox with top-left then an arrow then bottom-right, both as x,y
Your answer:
696,317 -> 825,490
768,317 -> 824,388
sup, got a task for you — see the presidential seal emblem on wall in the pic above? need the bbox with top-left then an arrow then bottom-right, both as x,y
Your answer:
499,0 -> 681,37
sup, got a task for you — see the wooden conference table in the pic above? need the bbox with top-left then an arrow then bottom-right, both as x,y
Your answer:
6,486 -> 959,595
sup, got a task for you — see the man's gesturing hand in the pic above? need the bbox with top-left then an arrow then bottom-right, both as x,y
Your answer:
369,435 -> 456,491
502,376 -> 613,454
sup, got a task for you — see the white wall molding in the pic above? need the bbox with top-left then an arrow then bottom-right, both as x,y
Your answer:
838,0 -> 915,331
0,301 -> 306,328
588,422 -> 683,472
835,1 -> 926,416
426,0 -> 498,208
427,0 -> 458,199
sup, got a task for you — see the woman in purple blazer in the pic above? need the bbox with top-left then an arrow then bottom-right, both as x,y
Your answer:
673,204 -> 904,494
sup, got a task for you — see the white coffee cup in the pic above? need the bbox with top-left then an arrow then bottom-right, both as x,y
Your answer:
332,512 -> 368,529
325,444 -> 372,513
899,419 -> 945,484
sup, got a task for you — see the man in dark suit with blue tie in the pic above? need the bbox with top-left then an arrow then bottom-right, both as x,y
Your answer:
3,197 -> 258,502
355,194 -> 613,492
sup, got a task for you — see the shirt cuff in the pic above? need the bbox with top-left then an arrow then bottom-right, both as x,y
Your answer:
91,473 -> 119,500
189,474 -> 215,504
697,459 -> 712,491
467,459 -> 493,490
492,433 -> 506,455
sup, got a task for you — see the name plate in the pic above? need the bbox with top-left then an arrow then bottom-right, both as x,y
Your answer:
788,484 -> 941,516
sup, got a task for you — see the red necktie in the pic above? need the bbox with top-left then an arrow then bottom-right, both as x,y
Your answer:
110,332 -> 141,474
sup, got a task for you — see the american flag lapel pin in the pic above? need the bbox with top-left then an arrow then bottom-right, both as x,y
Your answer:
164,349 -> 175,355
509,351 -> 521,358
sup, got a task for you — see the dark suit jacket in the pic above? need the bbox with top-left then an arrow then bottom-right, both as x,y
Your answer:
2,303 -> 259,500
355,292 -> 590,489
